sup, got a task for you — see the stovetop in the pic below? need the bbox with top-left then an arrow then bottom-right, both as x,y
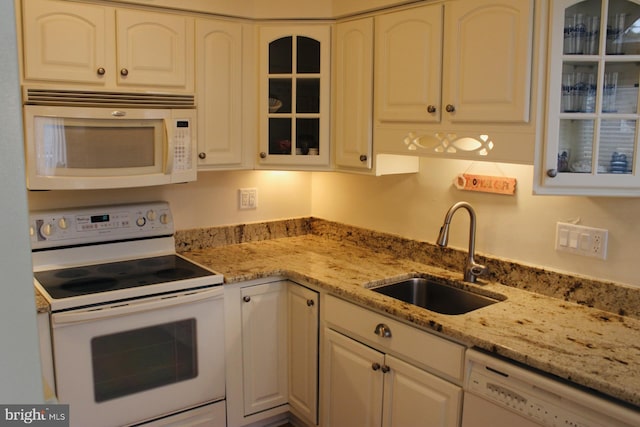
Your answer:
34,254 -> 215,300
30,202 -> 224,312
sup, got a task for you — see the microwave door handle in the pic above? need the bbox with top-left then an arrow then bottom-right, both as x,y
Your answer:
52,287 -> 222,326
164,121 -> 173,174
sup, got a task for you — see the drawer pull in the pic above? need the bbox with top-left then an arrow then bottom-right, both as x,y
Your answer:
374,323 -> 392,338
243,296 -> 251,302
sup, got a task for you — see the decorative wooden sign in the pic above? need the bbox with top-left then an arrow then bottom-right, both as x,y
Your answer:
454,173 -> 517,195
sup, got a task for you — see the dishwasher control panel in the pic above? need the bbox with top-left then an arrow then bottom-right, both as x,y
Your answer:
464,349 -> 640,427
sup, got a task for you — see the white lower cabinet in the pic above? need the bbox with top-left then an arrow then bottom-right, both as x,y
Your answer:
322,295 -> 463,427
225,279 -> 318,427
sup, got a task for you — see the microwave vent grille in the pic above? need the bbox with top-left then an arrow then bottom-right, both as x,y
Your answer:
23,88 -> 195,108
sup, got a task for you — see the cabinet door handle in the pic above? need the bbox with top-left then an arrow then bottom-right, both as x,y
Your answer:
260,152 -> 267,159
120,68 -> 129,76
306,299 -> 315,307
198,152 -> 206,159
96,67 -> 106,76
359,154 -> 368,162
374,323 -> 392,338
445,104 -> 456,113
371,362 -> 381,371
427,105 -> 437,113
243,296 -> 251,302
546,169 -> 558,178
381,365 -> 390,373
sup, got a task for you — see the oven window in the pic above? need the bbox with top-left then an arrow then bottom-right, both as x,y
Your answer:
91,319 -> 197,402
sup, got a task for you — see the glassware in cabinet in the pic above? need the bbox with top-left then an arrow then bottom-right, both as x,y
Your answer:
542,0 -> 640,193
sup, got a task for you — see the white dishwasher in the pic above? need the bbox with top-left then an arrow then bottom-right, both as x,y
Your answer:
462,349 -> 640,427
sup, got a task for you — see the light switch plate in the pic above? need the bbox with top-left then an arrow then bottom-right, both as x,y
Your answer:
555,222 -> 608,259
239,188 -> 257,210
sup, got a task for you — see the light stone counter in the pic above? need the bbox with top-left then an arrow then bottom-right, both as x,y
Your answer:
179,218 -> 640,410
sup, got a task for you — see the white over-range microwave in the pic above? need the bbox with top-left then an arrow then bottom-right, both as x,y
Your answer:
22,88 -> 197,190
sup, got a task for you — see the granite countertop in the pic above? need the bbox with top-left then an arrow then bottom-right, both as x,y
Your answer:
180,225 -> 640,409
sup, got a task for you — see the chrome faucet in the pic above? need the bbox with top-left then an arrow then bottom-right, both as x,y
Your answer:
436,201 -> 488,283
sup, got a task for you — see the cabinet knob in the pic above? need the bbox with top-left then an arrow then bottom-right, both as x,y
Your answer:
371,363 -> 381,371
445,104 -> 456,113
427,105 -> 437,113
546,169 -> 558,178
359,154 -> 367,162
381,365 -> 390,373
243,296 -> 251,302
260,152 -> 267,159
306,299 -> 315,307
374,323 -> 392,338
96,67 -> 106,76
198,152 -> 206,159
120,68 -> 129,77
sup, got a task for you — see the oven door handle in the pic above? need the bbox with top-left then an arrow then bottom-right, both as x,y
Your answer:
52,287 -> 223,326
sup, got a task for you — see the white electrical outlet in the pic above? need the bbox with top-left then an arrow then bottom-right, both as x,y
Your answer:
239,188 -> 258,210
555,222 -> 608,259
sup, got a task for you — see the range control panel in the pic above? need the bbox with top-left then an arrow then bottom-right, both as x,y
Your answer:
29,202 -> 173,250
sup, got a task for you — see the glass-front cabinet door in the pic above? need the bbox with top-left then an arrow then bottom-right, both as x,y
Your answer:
542,0 -> 640,195
258,26 -> 330,168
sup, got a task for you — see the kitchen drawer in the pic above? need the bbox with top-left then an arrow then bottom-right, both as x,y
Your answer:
325,295 -> 465,381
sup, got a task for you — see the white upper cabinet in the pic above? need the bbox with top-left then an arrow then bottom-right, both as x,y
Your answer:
195,18 -> 246,169
22,0 -> 113,85
334,18 -> 375,169
443,0 -> 533,123
21,0 -> 194,92
375,5 -> 443,124
115,9 -> 193,90
536,0 -> 640,196
333,17 -> 420,175
257,25 -> 331,169
374,0 -> 538,164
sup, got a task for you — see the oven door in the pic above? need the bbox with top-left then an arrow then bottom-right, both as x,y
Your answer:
51,287 -> 224,427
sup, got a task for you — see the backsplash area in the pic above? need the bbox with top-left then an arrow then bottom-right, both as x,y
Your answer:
176,217 -> 640,319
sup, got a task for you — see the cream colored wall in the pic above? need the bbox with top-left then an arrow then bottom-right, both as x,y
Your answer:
27,162 -> 640,288
27,170 -> 313,230
311,158 -> 640,288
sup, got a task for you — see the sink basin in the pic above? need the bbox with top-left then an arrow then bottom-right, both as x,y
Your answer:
371,278 -> 500,315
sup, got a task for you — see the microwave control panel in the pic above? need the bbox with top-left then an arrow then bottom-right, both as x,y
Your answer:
29,202 -> 174,249
173,119 -> 192,171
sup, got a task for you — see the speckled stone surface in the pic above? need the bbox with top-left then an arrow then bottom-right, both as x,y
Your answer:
35,291 -> 48,313
179,218 -> 640,409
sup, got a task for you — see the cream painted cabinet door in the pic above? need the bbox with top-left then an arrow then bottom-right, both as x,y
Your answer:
334,18 -> 374,170
382,354 -> 462,427
258,25 -> 331,168
288,284 -> 319,425
195,18 -> 244,168
375,5 -> 443,124
21,0 -> 114,86
443,0 -> 533,123
116,9 -> 194,91
323,328 -> 384,427
240,281 -> 288,416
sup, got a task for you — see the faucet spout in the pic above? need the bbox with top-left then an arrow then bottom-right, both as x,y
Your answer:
436,201 -> 487,283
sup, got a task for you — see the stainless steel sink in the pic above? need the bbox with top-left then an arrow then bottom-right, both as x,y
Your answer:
370,278 -> 500,315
